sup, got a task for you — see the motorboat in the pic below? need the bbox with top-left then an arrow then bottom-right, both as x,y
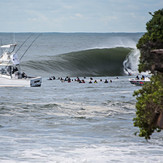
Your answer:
0,44 -> 42,87
129,75 -> 150,86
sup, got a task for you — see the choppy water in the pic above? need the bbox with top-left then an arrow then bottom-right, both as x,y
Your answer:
0,33 -> 163,163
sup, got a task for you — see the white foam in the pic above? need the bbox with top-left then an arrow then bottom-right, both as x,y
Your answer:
123,48 -> 140,75
10,144 -> 163,163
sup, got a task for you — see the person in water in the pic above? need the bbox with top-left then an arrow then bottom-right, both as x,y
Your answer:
89,80 -> 92,84
76,77 -> 80,82
81,80 -> 85,83
104,79 -> 108,83
68,78 -> 71,83
94,80 -> 97,83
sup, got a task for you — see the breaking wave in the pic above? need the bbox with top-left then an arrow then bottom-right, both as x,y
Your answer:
123,48 -> 140,75
21,47 -> 139,77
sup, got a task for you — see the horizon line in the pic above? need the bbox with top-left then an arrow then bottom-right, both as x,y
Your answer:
0,31 -> 145,34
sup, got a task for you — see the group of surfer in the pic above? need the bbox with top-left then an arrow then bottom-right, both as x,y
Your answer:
136,75 -> 145,80
48,76 -> 117,84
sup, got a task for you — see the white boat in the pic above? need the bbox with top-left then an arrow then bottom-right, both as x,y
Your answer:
0,44 -> 42,87
129,75 -> 150,86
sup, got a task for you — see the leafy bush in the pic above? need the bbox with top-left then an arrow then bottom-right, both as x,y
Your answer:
134,9 -> 163,139
137,9 -> 163,73
133,74 -> 163,139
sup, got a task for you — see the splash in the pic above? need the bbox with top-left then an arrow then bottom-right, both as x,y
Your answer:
123,48 -> 140,75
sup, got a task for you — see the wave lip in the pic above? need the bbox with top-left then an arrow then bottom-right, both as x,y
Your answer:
123,48 -> 140,75
22,47 -> 133,77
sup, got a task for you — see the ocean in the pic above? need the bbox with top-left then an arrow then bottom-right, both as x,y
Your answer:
0,33 -> 163,163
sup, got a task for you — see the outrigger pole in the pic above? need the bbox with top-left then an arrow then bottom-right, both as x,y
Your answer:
5,34 -> 33,66
15,33 -> 33,53
19,34 -> 41,61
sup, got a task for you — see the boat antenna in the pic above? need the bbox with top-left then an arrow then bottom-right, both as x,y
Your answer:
13,33 -> 16,44
15,33 -> 33,53
19,34 -> 41,61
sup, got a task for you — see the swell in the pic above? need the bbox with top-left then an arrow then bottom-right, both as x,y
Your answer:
22,47 -> 133,77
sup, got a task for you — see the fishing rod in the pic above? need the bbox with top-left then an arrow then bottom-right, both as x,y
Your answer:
19,34 -> 41,61
4,34 -> 40,69
15,33 -> 33,53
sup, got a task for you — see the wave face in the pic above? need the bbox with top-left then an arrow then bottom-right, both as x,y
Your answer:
22,47 -> 132,77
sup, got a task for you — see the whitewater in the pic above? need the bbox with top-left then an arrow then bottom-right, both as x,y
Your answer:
0,33 -> 163,163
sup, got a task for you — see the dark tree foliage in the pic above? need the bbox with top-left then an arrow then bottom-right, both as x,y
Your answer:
133,9 -> 163,139
137,9 -> 163,73
133,75 -> 163,139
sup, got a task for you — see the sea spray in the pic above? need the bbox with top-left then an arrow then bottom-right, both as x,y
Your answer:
123,48 -> 140,75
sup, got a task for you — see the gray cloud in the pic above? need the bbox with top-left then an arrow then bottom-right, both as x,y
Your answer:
0,0 -> 162,32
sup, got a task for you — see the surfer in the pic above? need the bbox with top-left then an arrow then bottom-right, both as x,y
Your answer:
94,80 -> 97,83
48,76 -> 55,80
104,79 -> 108,83
68,78 -> 71,83
81,80 -> 85,83
76,77 -> 80,82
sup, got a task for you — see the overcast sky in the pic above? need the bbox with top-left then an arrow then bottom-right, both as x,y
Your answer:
0,0 -> 162,33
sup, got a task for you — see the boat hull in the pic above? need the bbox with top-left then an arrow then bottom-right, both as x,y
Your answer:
129,78 -> 150,86
0,76 -> 42,87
